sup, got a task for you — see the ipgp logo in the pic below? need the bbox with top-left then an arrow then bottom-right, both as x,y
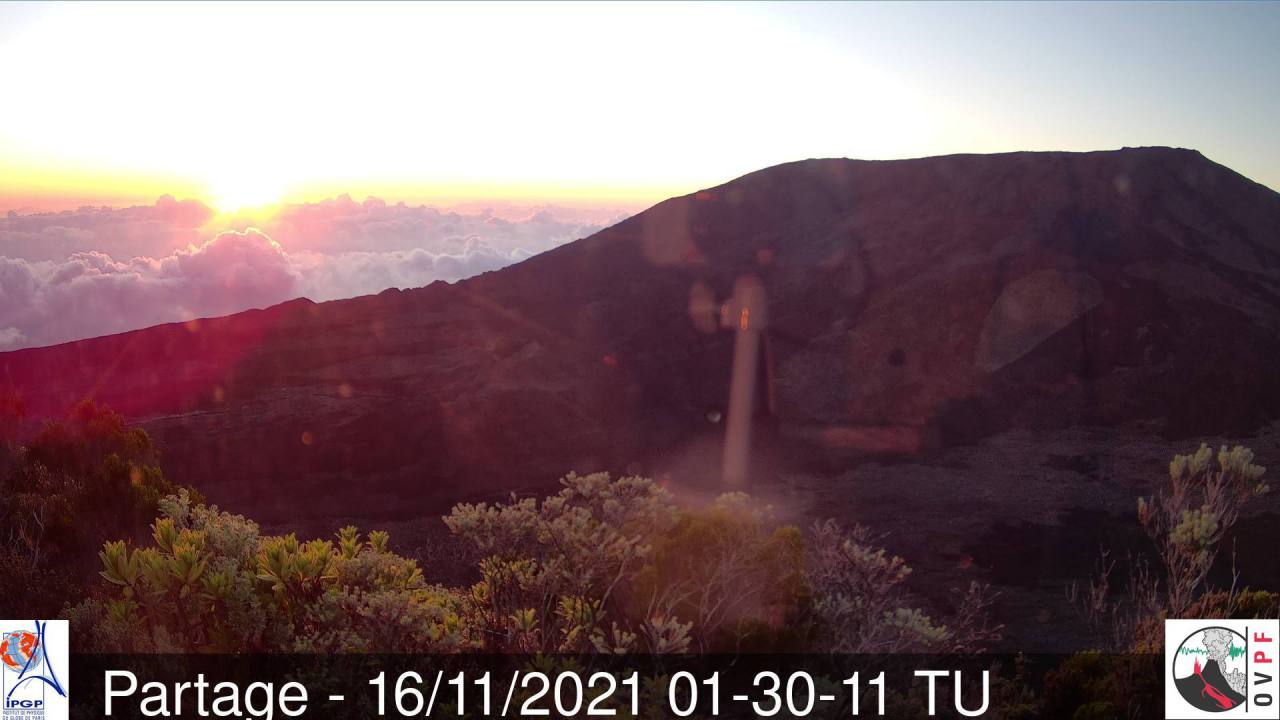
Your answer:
1166,619 -> 1280,719
0,620 -> 67,720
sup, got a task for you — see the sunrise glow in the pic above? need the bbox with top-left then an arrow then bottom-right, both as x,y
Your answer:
4,1 -> 1274,214
207,174 -> 285,214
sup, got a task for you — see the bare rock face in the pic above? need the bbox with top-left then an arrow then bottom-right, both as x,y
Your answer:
3,148 -> 1280,532
976,269 -> 1104,373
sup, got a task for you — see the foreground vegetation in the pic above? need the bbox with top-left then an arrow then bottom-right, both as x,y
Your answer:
0,400 -> 198,618
72,473 -> 999,654
1047,444 -> 1277,718
1069,443 -> 1275,648
4,400 -> 1276,688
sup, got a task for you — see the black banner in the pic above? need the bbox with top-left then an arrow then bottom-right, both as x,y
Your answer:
68,653 -> 1164,719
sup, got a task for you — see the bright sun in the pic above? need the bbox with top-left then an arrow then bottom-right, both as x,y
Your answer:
208,174 -> 284,213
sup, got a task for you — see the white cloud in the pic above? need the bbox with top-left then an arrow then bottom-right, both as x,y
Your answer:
0,197 -> 619,350
0,229 -> 297,350
291,237 -> 524,302
1,195 -> 213,260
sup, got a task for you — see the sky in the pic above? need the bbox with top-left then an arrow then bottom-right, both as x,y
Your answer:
1,1 -> 1278,351
2,1 -> 1277,213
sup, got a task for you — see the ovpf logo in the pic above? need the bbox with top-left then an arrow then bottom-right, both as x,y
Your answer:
1166,619 -> 1280,719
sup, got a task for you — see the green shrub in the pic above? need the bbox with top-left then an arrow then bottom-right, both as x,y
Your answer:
0,401 -> 197,617
75,490 -> 472,653
445,473 -> 809,652
1137,444 -> 1269,617
81,472 -> 1000,656
804,519 -> 1001,653
1072,444 -> 1271,651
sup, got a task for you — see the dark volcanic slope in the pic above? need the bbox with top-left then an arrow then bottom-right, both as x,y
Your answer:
4,148 -> 1280,527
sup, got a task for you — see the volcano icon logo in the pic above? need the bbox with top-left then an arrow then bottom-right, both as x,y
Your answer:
1173,627 -> 1249,712
1165,619 -> 1280,720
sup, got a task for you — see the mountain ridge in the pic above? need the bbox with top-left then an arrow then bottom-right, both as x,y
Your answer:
2,145 -> 1269,355
3,146 -> 1280,527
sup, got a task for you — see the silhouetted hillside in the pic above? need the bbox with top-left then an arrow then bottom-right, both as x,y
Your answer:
3,148 -> 1280,537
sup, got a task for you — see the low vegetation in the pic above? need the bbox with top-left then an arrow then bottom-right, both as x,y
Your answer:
0,401 -> 197,618
1051,445 -> 1277,718
71,472 -> 999,654
1070,443 -> 1275,649
5,401 -> 1276,720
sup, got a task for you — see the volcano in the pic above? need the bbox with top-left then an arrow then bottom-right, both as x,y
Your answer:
1176,657 -> 1247,711
3,148 -> 1280,647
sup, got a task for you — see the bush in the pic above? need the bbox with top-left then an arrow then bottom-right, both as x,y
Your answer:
1042,651 -> 1162,720
1071,444 -> 1271,650
0,401 -> 196,617
804,519 -> 1001,653
81,472 -> 1000,655
637,493 -> 807,652
445,473 -> 807,653
75,490 -> 472,653
1137,444 -> 1269,618
1052,445 -> 1275,718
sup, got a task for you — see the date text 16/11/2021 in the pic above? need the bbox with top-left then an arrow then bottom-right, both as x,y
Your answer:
102,669 -> 991,718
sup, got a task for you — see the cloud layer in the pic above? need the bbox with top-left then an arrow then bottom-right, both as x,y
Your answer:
0,198 -> 624,350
